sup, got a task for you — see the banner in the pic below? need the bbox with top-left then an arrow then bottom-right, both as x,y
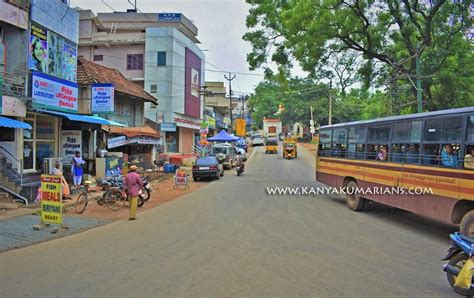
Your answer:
29,22 -> 77,82
32,72 -> 78,112
105,157 -> 122,177
61,131 -> 81,164
108,136 -> 127,149
200,122 -> 208,134
91,83 -> 114,113
235,119 -> 246,137
161,122 -> 176,132
40,175 -> 62,224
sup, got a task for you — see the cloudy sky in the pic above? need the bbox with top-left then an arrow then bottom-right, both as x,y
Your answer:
70,0 -> 266,96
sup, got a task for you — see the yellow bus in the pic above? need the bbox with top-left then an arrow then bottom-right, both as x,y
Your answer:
316,107 -> 474,235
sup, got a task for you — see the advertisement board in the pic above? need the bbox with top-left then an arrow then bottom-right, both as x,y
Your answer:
158,13 -> 181,22
108,136 -> 127,149
200,122 -> 208,134
105,157 -> 123,177
184,48 -> 201,118
161,122 -> 177,132
61,131 -> 81,164
32,72 -> 78,113
91,83 -> 115,113
235,119 -> 246,137
40,175 -> 62,224
29,22 -> 77,82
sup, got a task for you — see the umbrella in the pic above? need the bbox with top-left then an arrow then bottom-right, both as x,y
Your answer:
207,130 -> 238,142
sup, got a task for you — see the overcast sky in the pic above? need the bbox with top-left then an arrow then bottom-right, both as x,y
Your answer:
70,0 -> 266,96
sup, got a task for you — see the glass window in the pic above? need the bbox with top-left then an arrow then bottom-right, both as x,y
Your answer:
318,143 -> 331,157
35,115 -> 54,140
319,129 -> 332,144
0,128 -> 15,141
422,144 -> 440,166
410,121 -> 422,142
333,128 -> 347,144
35,141 -> 54,171
127,54 -> 144,70
405,144 -> 420,164
93,55 -> 103,61
157,51 -> 166,66
391,144 -> 405,162
348,126 -> 367,143
23,120 -> 34,140
464,145 -> 474,170
368,125 -> 391,143
467,116 -> 474,142
442,117 -> 463,142
424,120 -> 442,142
393,122 -> 410,143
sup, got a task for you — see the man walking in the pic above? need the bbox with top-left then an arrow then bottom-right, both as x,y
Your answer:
123,165 -> 143,220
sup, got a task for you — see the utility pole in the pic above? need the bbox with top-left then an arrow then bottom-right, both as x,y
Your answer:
328,90 -> 332,126
416,45 -> 423,113
224,72 -> 236,133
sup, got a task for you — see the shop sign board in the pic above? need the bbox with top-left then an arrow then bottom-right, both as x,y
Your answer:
174,116 -> 200,130
32,72 -> 78,113
61,130 -> 81,164
161,122 -> 176,132
108,135 -> 127,149
158,13 -> 181,22
40,175 -> 62,224
91,83 -> 114,113
235,119 -> 246,137
200,121 -> 208,134
105,156 -> 122,177
206,116 -> 216,129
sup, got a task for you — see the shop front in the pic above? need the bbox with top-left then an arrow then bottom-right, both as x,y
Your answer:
173,113 -> 201,153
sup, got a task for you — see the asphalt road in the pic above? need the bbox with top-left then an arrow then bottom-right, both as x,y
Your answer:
0,144 -> 458,297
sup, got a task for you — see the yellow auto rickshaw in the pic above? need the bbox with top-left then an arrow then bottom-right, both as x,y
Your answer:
283,138 -> 297,159
265,137 -> 278,154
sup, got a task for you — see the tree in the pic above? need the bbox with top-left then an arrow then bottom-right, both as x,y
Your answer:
244,0 -> 473,110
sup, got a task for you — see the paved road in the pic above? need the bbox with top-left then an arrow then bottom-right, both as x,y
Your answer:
0,144 -> 458,297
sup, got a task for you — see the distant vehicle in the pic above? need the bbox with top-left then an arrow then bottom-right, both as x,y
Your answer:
210,143 -> 238,169
192,156 -> 224,181
235,137 -> 248,152
251,134 -> 264,146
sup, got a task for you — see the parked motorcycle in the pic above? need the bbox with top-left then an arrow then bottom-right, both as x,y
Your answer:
140,177 -> 151,201
442,232 -> 474,296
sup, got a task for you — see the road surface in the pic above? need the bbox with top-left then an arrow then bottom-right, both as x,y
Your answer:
0,144 -> 457,297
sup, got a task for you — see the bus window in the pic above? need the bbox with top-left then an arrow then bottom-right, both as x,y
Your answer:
423,144 -> 440,166
424,120 -> 442,142
440,144 -> 461,168
405,144 -> 420,164
410,121 -> 422,142
319,143 -> 331,156
319,129 -> 332,144
391,144 -> 405,162
355,144 -> 365,160
393,123 -> 410,143
333,128 -> 347,144
368,125 -> 390,145
464,145 -> 474,170
442,117 -> 463,142
466,116 -> 474,142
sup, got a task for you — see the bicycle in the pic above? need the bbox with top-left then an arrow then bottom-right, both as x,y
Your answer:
75,181 -> 125,214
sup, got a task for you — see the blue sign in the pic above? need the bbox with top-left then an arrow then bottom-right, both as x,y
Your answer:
31,72 -> 79,113
161,122 -> 177,132
158,13 -> 181,22
91,83 -> 114,113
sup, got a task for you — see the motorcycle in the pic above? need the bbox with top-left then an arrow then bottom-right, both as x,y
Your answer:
442,232 -> 474,296
236,161 -> 245,176
140,177 -> 151,201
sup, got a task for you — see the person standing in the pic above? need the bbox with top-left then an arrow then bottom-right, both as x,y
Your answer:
52,161 -> 70,199
123,165 -> 143,220
72,151 -> 85,186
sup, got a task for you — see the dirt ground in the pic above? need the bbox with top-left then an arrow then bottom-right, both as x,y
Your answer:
67,174 -> 208,221
298,142 -> 317,156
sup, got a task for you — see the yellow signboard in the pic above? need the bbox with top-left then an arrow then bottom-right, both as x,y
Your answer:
235,119 -> 246,137
40,175 -> 63,224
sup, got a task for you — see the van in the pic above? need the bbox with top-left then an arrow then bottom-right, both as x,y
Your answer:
210,143 -> 237,169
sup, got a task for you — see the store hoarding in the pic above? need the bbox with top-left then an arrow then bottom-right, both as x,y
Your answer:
161,122 -> 176,132
32,72 -> 78,113
91,83 -> 114,113
40,175 -> 62,225
184,48 -> 201,118
108,136 -> 127,149
108,135 -> 159,149
158,13 -> 181,22
61,131 -> 81,164
235,119 -> 246,137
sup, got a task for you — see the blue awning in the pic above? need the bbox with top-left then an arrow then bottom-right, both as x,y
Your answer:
0,116 -> 32,129
38,110 -> 111,125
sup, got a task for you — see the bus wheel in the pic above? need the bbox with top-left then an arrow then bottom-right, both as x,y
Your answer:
345,180 -> 367,211
460,210 -> 474,237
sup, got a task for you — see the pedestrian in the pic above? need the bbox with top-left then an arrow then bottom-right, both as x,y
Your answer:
72,151 -> 85,186
52,161 -> 70,199
123,165 -> 143,221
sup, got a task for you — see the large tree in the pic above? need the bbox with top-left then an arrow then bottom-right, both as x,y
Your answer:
244,0 -> 473,111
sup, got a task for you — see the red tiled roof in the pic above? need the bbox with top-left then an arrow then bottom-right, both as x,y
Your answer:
77,57 -> 157,104
102,125 -> 160,138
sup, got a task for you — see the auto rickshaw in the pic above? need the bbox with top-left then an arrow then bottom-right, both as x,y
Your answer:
283,138 -> 297,159
265,137 -> 278,154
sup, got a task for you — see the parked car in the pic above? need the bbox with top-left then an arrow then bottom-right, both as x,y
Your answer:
210,143 -> 238,169
192,156 -> 224,181
251,134 -> 264,146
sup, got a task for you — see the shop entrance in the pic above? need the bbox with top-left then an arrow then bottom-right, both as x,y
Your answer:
23,113 -> 58,172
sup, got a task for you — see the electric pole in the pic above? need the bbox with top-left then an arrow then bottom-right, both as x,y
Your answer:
416,44 -> 423,113
224,72 -> 236,133
328,90 -> 332,126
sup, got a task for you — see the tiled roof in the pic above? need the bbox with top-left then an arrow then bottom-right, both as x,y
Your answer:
77,57 -> 157,104
102,125 -> 160,138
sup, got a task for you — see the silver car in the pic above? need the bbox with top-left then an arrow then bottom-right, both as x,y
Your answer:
210,144 -> 238,169
251,134 -> 264,146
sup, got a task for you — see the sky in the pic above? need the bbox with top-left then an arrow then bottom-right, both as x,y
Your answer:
70,0 -> 266,96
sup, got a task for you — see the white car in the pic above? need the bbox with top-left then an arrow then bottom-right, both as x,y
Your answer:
251,134 -> 264,146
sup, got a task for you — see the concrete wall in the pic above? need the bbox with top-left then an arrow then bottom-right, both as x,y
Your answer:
2,22 -> 28,77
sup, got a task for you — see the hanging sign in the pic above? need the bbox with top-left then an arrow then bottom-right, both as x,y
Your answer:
61,130 -> 81,164
91,83 -> 114,113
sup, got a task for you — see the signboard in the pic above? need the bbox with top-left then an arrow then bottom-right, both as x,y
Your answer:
105,156 -> 122,177
174,116 -> 200,130
184,48 -> 201,118
158,13 -> 181,22
108,135 -> 127,149
207,117 -> 216,129
223,117 -> 231,125
40,175 -> 62,224
135,137 -> 160,145
161,122 -> 177,132
32,72 -> 78,112
235,119 -> 246,137
29,22 -> 78,82
61,131 -> 81,164
200,122 -> 208,134
91,83 -> 114,113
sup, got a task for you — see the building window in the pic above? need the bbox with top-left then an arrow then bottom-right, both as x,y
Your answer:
93,55 -> 103,61
127,54 -> 143,70
0,128 -> 15,141
157,51 -> 166,66
150,84 -> 157,93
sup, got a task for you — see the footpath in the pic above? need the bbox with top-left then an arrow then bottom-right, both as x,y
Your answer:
0,170 -> 206,253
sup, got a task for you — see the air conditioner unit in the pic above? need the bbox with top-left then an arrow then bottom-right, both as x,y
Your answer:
42,158 -> 63,175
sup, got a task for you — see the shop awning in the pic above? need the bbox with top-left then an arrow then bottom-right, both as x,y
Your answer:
0,116 -> 32,129
90,116 -> 127,127
102,125 -> 160,138
38,110 -> 116,126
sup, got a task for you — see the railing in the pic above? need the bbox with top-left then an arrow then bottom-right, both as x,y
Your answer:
0,146 -> 23,186
190,145 -> 202,156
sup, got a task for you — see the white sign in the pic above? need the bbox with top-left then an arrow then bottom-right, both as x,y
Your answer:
191,68 -> 199,98
108,136 -> 127,149
32,72 -> 78,112
61,131 -> 81,164
91,83 -> 114,113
